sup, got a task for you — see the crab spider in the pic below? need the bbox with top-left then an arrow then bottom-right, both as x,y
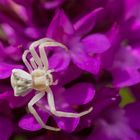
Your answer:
11,38 -> 93,131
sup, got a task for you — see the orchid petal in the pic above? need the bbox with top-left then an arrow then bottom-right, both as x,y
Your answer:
49,51 -> 70,72
19,110 -> 49,131
63,83 -> 95,105
54,107 -> 80,132
47,9 -> 74,42
74,8 -> 103,36
0,63 -> 23,79
72,48 -> 100,74
82,34 -> 111,53
112,68 -> 140,87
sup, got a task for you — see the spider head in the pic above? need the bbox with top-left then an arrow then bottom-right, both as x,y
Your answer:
31,69 -> 53,91
11,69 -> 32,96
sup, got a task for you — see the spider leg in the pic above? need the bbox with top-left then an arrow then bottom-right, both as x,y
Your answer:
45,70 -> 58,85
28,92 -> 60,131
47,69 -> 55,73
39,41 -> 68,71
29,38 -> 54,69
47,87 -> 93,118
22,50 -> 33,72
30,57 -> 38,69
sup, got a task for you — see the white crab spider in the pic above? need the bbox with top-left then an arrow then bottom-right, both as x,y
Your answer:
11,38 -> 93,131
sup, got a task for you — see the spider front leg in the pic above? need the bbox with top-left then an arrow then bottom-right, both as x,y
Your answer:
39,41 -> 68,70
29,38 -> 55,69
30,58 -> 38,69
22,50 -> 34,72
22,50 -> 38,71
47,87 -> 93,118
28,92 -> 60,131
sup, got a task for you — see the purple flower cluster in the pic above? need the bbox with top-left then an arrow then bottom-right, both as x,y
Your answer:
0,0 -> 140,140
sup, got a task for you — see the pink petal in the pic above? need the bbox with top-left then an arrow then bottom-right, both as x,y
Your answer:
74,8 -> 103,36
0,88 -> 32,108
112,68 -> 140,87
63,83 -> 95,105
44,0 -> 65,9
72,48 -> 100,74
46,9 -> 74,42
82,34 -> 111,53
19,110 -> 49,131
49,51 -> 70,72
0,63 -> 23,79
53,107 -> 80,132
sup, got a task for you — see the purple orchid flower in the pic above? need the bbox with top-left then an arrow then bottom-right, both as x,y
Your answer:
0,82 -> 33,108
46,9 -> 110,75
61,0 -> 125,32
124,0 -> 140,19
0,40 -> 33,111
101,19 -> 140,87
21,87 -> 122,139
19,83 -> 95,132
0,0 -> 139,140
87,108 -> 139,140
